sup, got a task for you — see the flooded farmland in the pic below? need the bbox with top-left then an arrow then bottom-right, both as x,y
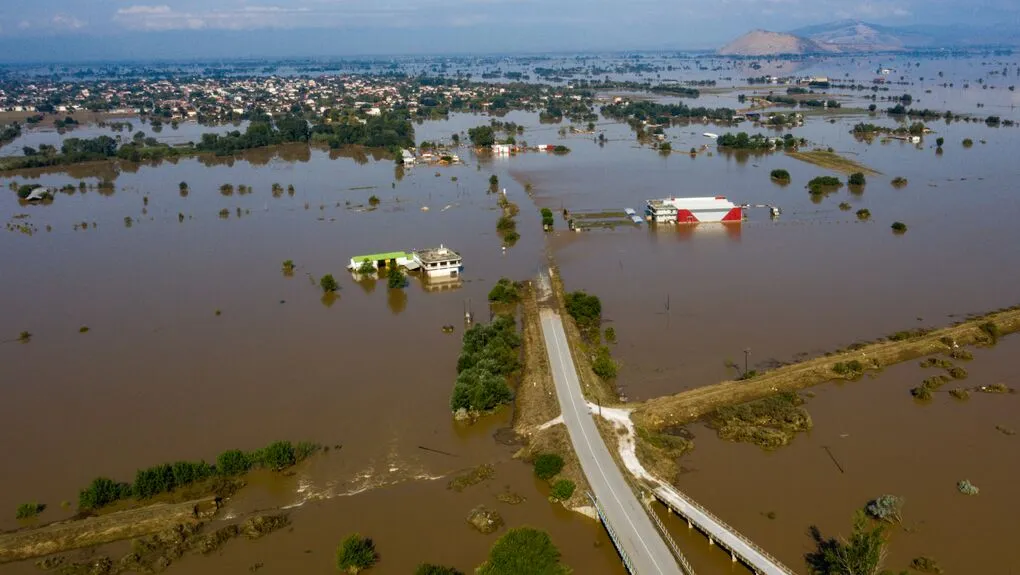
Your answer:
2,53 -> 1019,574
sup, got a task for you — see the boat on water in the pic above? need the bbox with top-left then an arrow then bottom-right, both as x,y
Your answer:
702,132 -> 719,139
645,196 -> 743,224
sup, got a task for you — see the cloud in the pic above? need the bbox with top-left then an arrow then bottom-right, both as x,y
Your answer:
18,20 -> 30,30
52,13 -> 86,30
118,5 -> 173,16
114,4 -> 327,30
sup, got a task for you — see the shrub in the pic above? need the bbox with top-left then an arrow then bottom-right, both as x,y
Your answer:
962,138 -> 973,147
533,454 -> 565,480
387,267 -> 406,289
838,202 -> 851,211
910,556 -> 943,574
957,479 -> 979,495
261,441 -> 297,470
552,145 -> 570,154
592,346 -> 618,380
489,174 -> 499,186
891,221 -> 907,233
910,386 -> 932,400
320,274 -> 339,293
864,495 -> 903,523
936,137 -> 944,148
946,366 -> 968,380
357,259 -> 375,275
770,169 -> 791,182
807,176 -> 842,195
488,278 -> 520,304
79,477 -> 131,510
564,291 -> 602,336
172,460 -> 213,486
891,177 -> 908,188
848,172 -> 866,186
16,502 -> 45,519
134,464 -> 176,499
856,209 -> 871,220
604,326 -> 617,344
832,360 -> 864,377
949,388 -> 970,400
496,215 -> 516,232
550,479 -> 576,501
979,321 -> 1001,343
949,348 -> 973,361
282,260 -> 295,274
368,195 -> 380,206
336,534 -> 377,573
416,566 -> 463,575
659,142 -> 672,153
216,450 -> 252,476
476,527 -> 569,575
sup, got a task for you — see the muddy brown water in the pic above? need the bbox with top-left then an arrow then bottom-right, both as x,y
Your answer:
662,337 -> 1019,574
2,54 -> 1020,572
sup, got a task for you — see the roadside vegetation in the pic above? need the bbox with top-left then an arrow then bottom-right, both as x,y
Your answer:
564,291 -> 617,380
450,315 -> 521,416
495,187 -> 520,246
770,169 -> 791,183
487,277 -> 521,305
707,392 -> 812,449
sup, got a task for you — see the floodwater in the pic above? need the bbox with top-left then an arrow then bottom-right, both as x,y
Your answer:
663,336 -> 1020,574
2,53 -> 1020,574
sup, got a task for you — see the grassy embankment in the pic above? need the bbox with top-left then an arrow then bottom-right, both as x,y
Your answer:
513,281 -> 592,511
634,307 -> 1020,434
785,149 -> 880,175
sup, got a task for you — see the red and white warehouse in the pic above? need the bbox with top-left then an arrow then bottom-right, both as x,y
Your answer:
645,196 -> 743,224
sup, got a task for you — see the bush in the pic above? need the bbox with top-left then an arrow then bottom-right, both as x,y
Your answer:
489,174 -> 499,186
357,259 -> 375,275
891,176 -> 908,188
838,202 -> 851,211
320,274 -> 339,293
832,360 -> 864,376
502,231 -> 520,245
387,267 -> 406,289
336,534 -> 377,573
910,386 -> 932,400
550,479 -> 576,501
368,195 -> 380,206
476,527 -> 569,575
488,278 -> 520,304
979,321 -> 1001,343
450,316 -> 519,412
604,326 -> 616,344
592,346 -> 618,380
216,450 -> 252,476
261,441 -> 297,470
962,138 -> 973,147
856,209 -> 871,220
910,556 -> 943,574
533,454 -> 565,480
864,494 -> 903,523
79,477 -> 131,510
770,169 -> 790,181
282,260 -> 295,274
134,464 -> 177,499
16,502 -> 45,519
891,221 -> 907,233
496,215 -> 516,232
946,366 -> 968,380
848,172 -> 866,186
807,176 -> 842,195
957,479 -> 979,495
415,566 -> 463,575
564,291 -> 602,336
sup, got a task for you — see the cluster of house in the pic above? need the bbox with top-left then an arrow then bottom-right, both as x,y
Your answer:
347,245 -> 463,279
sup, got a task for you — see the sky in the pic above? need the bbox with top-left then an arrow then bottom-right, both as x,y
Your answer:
0,0 -> 1018,61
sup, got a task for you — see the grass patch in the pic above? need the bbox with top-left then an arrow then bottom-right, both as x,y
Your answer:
336,534 -> 378,573
786,149 -> 879,175
707,391 -> 812,450
550,479 -> 576,501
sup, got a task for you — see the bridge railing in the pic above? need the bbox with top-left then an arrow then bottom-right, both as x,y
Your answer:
654,485 -> 798,575
587,492 -> 636,575
645,500 -> 696,575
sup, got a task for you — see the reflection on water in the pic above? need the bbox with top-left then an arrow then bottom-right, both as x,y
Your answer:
387,288 -> 408,314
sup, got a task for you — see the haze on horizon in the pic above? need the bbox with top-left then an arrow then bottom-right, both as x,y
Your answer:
0,0 -> 1017,62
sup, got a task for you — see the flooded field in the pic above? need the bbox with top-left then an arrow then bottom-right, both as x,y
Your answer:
663,336 -> 1020,574
2,53 -> 1019,574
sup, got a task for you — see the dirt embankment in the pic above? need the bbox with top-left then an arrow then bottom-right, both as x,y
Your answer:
785,149 -> 880,175
0,498 -> 217,564
635,307 -> 1020,432
513,278 -> 592,511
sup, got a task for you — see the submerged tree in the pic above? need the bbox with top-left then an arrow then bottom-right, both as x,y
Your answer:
320,274 -> 339,293
864,495 -> 903,524
805,511 -> 887,575
336,533 -> 377,574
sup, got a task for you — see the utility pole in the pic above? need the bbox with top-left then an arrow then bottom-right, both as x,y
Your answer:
744,347 -> 751,377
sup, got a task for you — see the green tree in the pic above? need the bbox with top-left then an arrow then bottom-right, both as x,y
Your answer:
550,479 -> 576,500
262,441 -> 297,470
357,259 -> 376,275
533,454 -> 565,480
416,566 -> 463,575
336,534 -> 377,573
848,172 -> 866,186
79,477 -> 130,510
477,528 -> 570,575
865,495 -> 903,524
805,511 -> 887,575
216,450 -> 252,476
16,502 -> 45,519
489,174 -> 499,187
320,274 -> 339,293
468,125 -> 496,147
387,267 -> 406,289
488,278 -> 520,304
935,137 -> 944,148
770,169 -> 791,182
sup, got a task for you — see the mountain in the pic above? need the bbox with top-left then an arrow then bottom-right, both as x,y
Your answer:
718,30 -> 832,56
790,20 -> 1020,50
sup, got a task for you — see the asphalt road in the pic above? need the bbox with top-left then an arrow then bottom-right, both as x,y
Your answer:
540,309 -> 682,575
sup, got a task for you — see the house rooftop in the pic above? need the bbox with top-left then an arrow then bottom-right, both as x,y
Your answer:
415,245 -> 461,264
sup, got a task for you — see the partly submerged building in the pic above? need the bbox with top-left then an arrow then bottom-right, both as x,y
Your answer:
348,251 -> 415,272
412,245 -> 463,278
646,196 -> 743,224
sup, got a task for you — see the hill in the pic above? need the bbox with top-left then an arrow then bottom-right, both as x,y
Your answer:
718,30 -> 831,56
791,20 -> 922,50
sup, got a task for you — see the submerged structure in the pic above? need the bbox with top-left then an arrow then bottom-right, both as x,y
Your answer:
646,196 -> 743,224
413,245 -> 463,278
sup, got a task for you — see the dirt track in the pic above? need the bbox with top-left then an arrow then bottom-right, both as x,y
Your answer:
634,307 -> 1020,431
